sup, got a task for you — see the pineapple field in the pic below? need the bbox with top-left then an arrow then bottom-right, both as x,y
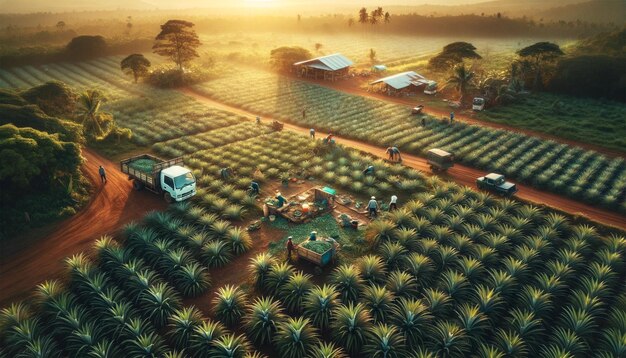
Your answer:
1,17 -> 625,358
2,122 -> 625,357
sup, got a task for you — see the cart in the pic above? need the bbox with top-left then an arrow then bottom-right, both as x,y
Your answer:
296,238 -> 339,266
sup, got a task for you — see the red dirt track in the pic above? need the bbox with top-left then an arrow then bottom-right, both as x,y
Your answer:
181,88 -> 626,232
0,149 -> 165,307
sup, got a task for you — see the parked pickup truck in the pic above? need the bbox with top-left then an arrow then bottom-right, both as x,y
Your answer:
476,173 -> 518,196
120,154 -> 196,203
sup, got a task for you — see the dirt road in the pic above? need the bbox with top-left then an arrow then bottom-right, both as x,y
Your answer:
181,88 -> 626,231
0,149 -> 165,307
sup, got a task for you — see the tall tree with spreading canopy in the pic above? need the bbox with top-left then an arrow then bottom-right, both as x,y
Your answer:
384,12 -> 391,24
517,41 -> 564,90
153,20 -> 201,70
446,64 -> 476,105
428,42 -> 482,72
270,46 -> 311,73
121,54 -> 151,83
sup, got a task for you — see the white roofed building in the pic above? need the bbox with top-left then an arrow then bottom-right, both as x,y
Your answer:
369,71 -> 437,96
294,53 -> 353,81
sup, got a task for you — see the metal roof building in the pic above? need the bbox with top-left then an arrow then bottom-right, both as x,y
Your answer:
294,53 -> 353,81
369,71 -> 431,90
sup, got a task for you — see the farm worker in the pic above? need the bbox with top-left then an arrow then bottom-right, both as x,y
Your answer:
450,112 -> 455,122
325,133 -> 334,145
98,165 -> 107,183
250,181 -> 260,195
368,196 -> 378,218
256,116 -> 261,124
392,146 -> 402,162
276,193 -> 287,208
302,108 -> 307,120
421,117 -> 426,126
286,237 -> 295,261
389,195 -> 398,211
363,165 -> 375,176
386,147 -> 394,160
310,128 -> 315,139
220,167 -> 232,180
309,231 -> 317,241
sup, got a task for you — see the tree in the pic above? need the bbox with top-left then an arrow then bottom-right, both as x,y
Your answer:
20,81 -> 77,117
348,18 -> 355,27
369,48 -> 377,64
76,90 -> 115,141
369,11 -> 379,25
153,20 -> 201,70
56,21 -> 66,31
384,12 -> 391,24
66,35 -> 107,60
517,42 -> 564,90
314,43 -> 323,53
270,46 -> 311,73
446,64 -> 476,105
121,54 -> 151,83
428,42 -> 482,72
358,8 -> 369,25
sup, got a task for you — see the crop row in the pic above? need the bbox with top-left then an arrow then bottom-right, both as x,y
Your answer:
0,204 -> 257,357
153,121 -> 274,157
192,68 -> 626,212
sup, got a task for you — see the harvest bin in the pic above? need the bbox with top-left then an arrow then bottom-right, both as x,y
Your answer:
296,239 -> 338,267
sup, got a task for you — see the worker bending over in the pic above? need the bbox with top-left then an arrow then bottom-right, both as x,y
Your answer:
220,167 -> 232,180
392,146 -> 402,162
389,195 -> 398,211
363,165 -> 375,176
276,192 -> 287,207
250,181 -> 260,196
309,231 -> 317,241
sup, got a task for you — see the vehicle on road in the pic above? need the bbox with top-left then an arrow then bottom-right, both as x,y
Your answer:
120,154 -> 196,203
476,173 -> 518,196
427,148 -> 454,172
411,105 -> 424,114
424,81 -> 437,95
473,97 -> 486,111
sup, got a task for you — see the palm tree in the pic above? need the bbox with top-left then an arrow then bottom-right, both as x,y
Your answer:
273,317 -> 319,358
244,297 -> 285,346
331,303 -> 372,356
76,89 -> 115,141
303,285 -> 340,331
363,324 -> 407,358
446,64 -> 475,105
358,8 -> 369,25
212,285 -> 248,328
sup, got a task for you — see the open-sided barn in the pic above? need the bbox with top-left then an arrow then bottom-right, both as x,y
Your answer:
294,53 -> 353,81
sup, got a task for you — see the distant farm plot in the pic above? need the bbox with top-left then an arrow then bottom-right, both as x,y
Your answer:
193,68 -> 626,212
200,32 -> 561,64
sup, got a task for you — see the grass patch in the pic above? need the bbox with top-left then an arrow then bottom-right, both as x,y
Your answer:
476,93 -> 626,153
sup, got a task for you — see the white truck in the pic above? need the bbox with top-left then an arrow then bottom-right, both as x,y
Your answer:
120,154 -> 196,203
472,97 -> 485,111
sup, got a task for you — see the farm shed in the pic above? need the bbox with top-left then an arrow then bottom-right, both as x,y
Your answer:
294,53 -> 353,81
369,71 -> 435,96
